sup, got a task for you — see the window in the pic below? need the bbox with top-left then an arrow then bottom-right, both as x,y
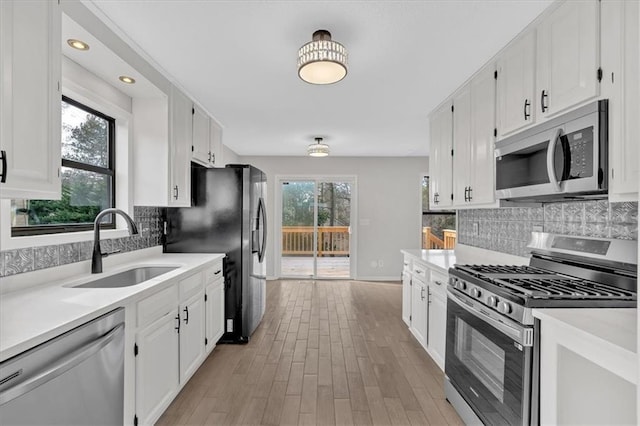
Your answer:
11,96 -> 116,236
422,176 -> 456,249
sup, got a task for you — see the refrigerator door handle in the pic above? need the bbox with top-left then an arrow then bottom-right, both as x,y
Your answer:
258,197 -> 267,263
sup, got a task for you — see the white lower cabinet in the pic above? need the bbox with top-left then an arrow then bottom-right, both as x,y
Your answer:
426,271 -> 448,370
403,253 -> 449,372
410,272 -> 427,346
179,290 -> 205,383
402,269 -> 412,327
205,277 -> 225,353
135,308 -> 179,426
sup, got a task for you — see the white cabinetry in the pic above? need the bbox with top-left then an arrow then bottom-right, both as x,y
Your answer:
0,0 -> 61,199
192,106 -> 224,168
536,0 -> 599,118
402,259 -> 412,327
410,266 -> 427,346
205,264 -> 225,353
402,252 -> 451,371
135,285 -> 180,426
452,65 -> 497,207
601,0 -> 639,201
178,272 -> 205,383
134,269 -> 209,425
496,30 -> 536,137
426,271 -> 448,370
428,101 -> 453,209
133,85 -> 192,207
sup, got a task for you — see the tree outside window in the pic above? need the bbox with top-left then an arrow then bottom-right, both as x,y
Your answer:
11,97 -> 115,236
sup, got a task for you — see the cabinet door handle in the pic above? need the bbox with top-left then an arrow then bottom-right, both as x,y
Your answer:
183,306 -> 189,324
540,90 -> 548,113
208,151 -> 212,163
524,99 -> 530,120
468,187 -> 473,202
173,185 -> 179,200
175,314 -> 181,332
214,270 -> 221,275
211,153 -> 215,164
464,187 -> 469,202
428,290 -> 432,304
434,280 -> 443,286
0,150 -> 6,183
421,287 -> 425,300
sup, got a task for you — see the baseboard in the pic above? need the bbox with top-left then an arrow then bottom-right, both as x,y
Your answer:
355,276 -> 401,282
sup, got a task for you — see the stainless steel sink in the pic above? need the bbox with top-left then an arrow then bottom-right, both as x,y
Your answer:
73,266 -> 178,289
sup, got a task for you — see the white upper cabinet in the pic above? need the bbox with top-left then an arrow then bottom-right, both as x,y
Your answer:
192,104 -> 224,168
191,104 -> 210,167
468,65 -> 497,206
209,118 -> 223,167
169,86 -> 192,206
496,30 -> 536,138
133,85 -> 192,207
536,0 -> 600,118
601,0 -> 639,201
452,65 -> 497,207
452,85 -> 472,206
428,101 -> 453,209
0,0 -> 61,200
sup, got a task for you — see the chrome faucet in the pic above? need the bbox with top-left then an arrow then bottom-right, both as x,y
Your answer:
92,208 -> 139,274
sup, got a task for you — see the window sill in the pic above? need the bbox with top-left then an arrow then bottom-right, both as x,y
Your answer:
2,228 -> 131,251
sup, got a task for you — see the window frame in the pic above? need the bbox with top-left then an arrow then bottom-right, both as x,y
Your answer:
11,96 -> 116,236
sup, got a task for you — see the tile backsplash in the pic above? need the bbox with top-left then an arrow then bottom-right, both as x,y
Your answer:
458,201 -> 638,257
0,206 -> 163,277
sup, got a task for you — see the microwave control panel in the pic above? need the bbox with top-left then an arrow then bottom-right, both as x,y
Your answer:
563,126 -> 594,179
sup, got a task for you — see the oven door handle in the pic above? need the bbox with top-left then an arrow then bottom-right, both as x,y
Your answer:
447,289 -> 533,347
546,127 -> 563,192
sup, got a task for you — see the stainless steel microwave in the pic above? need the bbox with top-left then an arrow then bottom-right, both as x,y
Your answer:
495,100 -> 608,202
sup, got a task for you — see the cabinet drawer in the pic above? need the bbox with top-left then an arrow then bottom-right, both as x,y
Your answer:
412,263 -> 428,281
430,271 -> 448,296
179,271 -> 204,301
402,258 -> 412,272
205,262 -> 223,284
138,285 -> 178,328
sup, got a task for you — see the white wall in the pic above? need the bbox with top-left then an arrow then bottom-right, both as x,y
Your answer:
239,156 -> 427,280
223,145 -> 240,165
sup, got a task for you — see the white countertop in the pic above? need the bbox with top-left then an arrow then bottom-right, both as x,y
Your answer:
401,249 -> 456,274
0,250 -> 224,362
533,307 -> 637,383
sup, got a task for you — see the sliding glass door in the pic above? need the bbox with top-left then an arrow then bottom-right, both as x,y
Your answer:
279,178 -> 353,279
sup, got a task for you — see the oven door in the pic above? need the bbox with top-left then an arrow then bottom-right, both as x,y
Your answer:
445,289 -> 533,425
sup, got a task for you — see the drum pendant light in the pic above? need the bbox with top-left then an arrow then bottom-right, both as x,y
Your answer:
307,137 -> 330,157
297,30 -> 348,85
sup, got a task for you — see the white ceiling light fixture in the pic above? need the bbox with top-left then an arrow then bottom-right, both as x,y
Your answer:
297,30 -> 348,85
307,137 -> 330,157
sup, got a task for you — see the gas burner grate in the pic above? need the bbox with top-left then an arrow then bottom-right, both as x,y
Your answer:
494,277 -> 636,300
455,264 -> 548,277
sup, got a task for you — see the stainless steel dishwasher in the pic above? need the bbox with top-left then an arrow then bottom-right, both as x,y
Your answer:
0,308 -> 125,425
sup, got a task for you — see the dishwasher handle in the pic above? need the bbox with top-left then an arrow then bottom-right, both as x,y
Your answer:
0,323 -> 124,405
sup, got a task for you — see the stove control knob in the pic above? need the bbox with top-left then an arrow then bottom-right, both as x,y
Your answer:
487,296 -> 498,307
471,288 -> 482,298
498,301 -> 512,315
455,280 -> 467,291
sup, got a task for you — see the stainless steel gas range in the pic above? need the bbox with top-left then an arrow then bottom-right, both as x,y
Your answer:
444,232 -> 637,425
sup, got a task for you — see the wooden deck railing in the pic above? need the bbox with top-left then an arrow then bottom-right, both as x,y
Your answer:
282,226 -> 350,256
422,227 -> 456,250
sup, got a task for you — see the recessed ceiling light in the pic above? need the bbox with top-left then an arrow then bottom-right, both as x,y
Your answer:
118,76 -> 136,84
67,39 -> 90,51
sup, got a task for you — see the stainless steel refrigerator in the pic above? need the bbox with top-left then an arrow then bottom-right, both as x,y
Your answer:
163,164 -> 267,343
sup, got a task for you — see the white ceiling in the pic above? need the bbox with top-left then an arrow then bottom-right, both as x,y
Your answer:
87,0 -> 553,157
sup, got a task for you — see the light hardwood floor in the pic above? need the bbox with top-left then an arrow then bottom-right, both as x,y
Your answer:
157,280 -> 463,425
